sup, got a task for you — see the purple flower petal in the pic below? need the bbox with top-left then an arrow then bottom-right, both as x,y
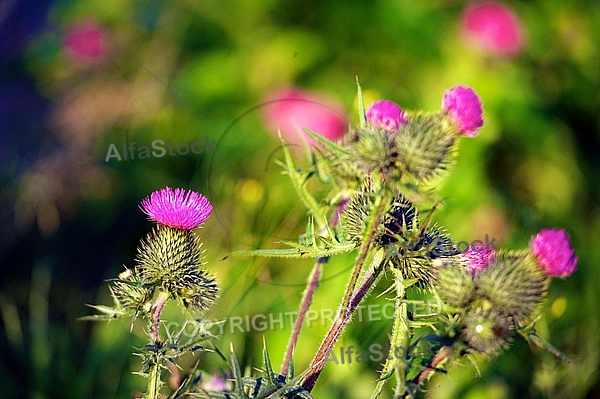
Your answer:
140,187 -> 213,230
366,100 -> 408,132
463,247 -> 496,275
442,85 -> 484,137
531,228 -> 577,277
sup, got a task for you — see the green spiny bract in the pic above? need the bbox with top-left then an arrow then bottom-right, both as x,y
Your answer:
135,225 -> 218,311
462,301 -> 513,356
392,112 -> 457,184
474,251 -> 549,327
317,111 -> 457,189
340,184 -> 459,289
109,268 -> 154,318
436,263 -> 475,308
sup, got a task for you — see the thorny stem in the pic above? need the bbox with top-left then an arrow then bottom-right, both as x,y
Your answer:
281,257 -> 324,376
371,268 -> 411,399
408,346 -> 453,387
145,360 -> 162,399
145,291 -> 169,399
281,200 -> 348,376
301,249 -> 386,391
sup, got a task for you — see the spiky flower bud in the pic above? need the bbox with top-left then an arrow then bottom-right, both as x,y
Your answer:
340,185 -> 458,289
135,225 -> 218,311
140,187 -> 213,230
391,112 -> 457,182
366,100 -> 408,132
441,85 -> 483,137
530,228 -> 577,277
109,268 -> 154,317
462,301 -> 512,355
474,251 -> 548,327
436,264 -> 475,307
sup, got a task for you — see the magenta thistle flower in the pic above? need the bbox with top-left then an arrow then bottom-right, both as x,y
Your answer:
442,85 -> 484,137
140,187 -> 213,230
463,247 -> 496,275
366,100 -> 408,132
531,228 -> 577,277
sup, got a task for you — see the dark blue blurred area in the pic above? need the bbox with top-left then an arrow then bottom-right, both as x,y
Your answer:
0,0 -> 54,190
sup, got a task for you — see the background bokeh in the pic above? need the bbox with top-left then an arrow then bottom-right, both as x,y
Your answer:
1,0 -> 599,398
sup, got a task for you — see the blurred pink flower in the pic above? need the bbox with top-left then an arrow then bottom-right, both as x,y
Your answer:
63,20 -> 104,59
461,1 -> 525,57
531,228 -> 577,277
201,373 -> 229,392
261,88 -> 347,146
366,100 -> 408,132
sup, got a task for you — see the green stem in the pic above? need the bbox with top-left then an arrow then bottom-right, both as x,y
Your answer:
371,269 -> 411,399
340,189 -> 391,313
144,360 -> 162,399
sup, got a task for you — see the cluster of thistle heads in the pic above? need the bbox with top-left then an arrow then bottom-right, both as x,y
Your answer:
310,84 -> 577,356
109,187 -> 218,322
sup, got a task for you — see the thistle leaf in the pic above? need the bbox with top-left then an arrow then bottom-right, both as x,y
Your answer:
79,304 -> 128,321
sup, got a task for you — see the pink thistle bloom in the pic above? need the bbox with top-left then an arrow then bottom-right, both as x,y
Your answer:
531,228 -> 577,277
366,100 -> 408,132
463,247 -> 496,275
140,187 -> 213,230
261,87 -> 347,146
442,85 -> 484,137
461,2 -> 525,57
63,20 -> 104,59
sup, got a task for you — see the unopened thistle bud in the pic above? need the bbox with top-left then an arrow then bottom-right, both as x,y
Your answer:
109,268 -> 154,317
530,228 -> 577,278
436,263 -> 475,307
474,251 -> 548,327
391,112 -> 457,183
462,301 -> 512,355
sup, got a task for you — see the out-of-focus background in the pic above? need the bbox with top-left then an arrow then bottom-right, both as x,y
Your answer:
1,1 -> 599,398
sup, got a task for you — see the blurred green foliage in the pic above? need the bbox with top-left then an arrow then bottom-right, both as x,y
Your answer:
2,0 -> 600,398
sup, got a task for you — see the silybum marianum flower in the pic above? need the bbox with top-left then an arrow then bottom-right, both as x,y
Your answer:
530,228 -> 577,277
140,187 -> 213,230
366,100 -> 408,132
442,85 -> 484,137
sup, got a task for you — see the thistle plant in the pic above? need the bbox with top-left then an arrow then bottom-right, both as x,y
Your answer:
234,81 -> 577,397
84,187 -> 220,398
85,82 -> 577,398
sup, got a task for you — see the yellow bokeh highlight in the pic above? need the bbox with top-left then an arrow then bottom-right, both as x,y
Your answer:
551,296 -> 567,318
239,178 -> 264,203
